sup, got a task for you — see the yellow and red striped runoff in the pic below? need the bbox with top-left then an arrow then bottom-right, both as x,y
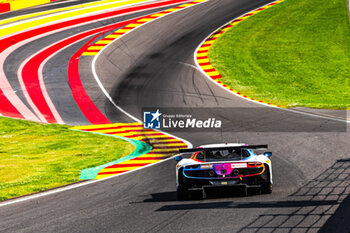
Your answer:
196,0 -> 285,108
73,123 -> 188,179
82,0 -> 207,56
0,0 -> 157,37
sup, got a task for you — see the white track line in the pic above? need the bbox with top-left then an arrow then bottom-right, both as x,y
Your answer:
17,24 -> 128,124
193,1 -> 350,124
0,155 -> 178,208
0,0 -> 155,30
0,0 -> 160,39
0,0 -> 197,208
0,46 -> 40,121
28,15 -> 154,125
91,0 -> 203,146
17,61 -> 49,123
0,1 -> 158,121
0,0 -> 181,122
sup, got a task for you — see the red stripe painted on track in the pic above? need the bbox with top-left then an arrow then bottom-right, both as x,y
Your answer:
81,125 -> 142,131
149,141 -> 183,145
21,21 -> 138,123
197,50 -> 208,54
144,137 -> 175,140
97,171 -> 126,175
84,50 -> 100,53
0,0 -> 190,52
147,151 -> 178,154
21,62 -> 58,123
69,30 -> 112,124
0,0 -> 191,121
68,18 -> 148,124
203,68 -> 216,72
111,129 -> 155,133
152,145 -> 187,149
0,3 -> 10,13
132,157 -> 170,160
98,170 -> 129,175
125,133 -> 164,137
0,90 -> 24,119
100,38 -> 115,41
107,163 -> 151,168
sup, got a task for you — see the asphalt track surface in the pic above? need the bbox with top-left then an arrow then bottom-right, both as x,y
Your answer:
0,0 -> 101,20
0,0 -> 349,232
3,3 -> 180,125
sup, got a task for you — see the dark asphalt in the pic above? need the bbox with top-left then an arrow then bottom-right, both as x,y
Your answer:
0,0 -> 349,232
3,4 -> 181,125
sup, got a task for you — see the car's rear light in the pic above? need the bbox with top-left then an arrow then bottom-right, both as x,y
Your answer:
247,162 -> 263,167
187,165 -> 199,169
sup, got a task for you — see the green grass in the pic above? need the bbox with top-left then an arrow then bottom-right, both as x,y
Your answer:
208,0 -> 350,109
0,117 -> 135,201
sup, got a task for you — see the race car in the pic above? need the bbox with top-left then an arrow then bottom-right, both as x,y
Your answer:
174,143 -> 273,200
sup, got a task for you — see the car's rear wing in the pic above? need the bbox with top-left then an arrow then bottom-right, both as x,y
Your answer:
179,144 -> 268,153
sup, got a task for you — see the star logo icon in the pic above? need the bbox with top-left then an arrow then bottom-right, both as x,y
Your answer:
143,109 -> 162,129
150,109 -> 162,122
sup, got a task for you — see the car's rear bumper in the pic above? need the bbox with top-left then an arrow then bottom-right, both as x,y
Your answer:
179,163 -> 271,188
187,183 -> 263,197
182,175 -> 269,188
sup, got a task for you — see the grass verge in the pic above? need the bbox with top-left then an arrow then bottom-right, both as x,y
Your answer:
0,117 -> 135,201
208,0 -> 350,109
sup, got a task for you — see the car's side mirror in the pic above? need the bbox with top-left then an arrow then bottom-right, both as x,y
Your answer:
264,152 -> 272,157
174,156 -> 183,161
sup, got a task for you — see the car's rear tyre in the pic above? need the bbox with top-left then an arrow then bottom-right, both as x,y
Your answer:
177,186 -> 189,200
261,183 -> 272,194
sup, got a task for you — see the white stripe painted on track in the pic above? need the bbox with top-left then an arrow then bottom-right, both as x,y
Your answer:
0,1 -> 198,207
33,16 -> 151,124
193,1 -> 350,124
0,0 -> 160,34
0,46 -> 40,121
17,61 -> 49,123
91,0 -> 201,146
41,0 -> 83,7
0,0 -> 136,28
0,1 -> 157,121
0,155 -> 178,208
0,0 -> 182,122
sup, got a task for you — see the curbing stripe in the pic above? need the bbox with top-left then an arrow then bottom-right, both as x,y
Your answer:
82,0 -> 208,56
0,0 -> 57,14
195,0 -> 285,108
71,130 -> 151,180
0,0 -> 189,121
72,123 -> 188,179
0,3 -> 10,14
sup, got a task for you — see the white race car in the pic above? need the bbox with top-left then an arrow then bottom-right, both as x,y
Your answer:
175,143 -> 273,200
